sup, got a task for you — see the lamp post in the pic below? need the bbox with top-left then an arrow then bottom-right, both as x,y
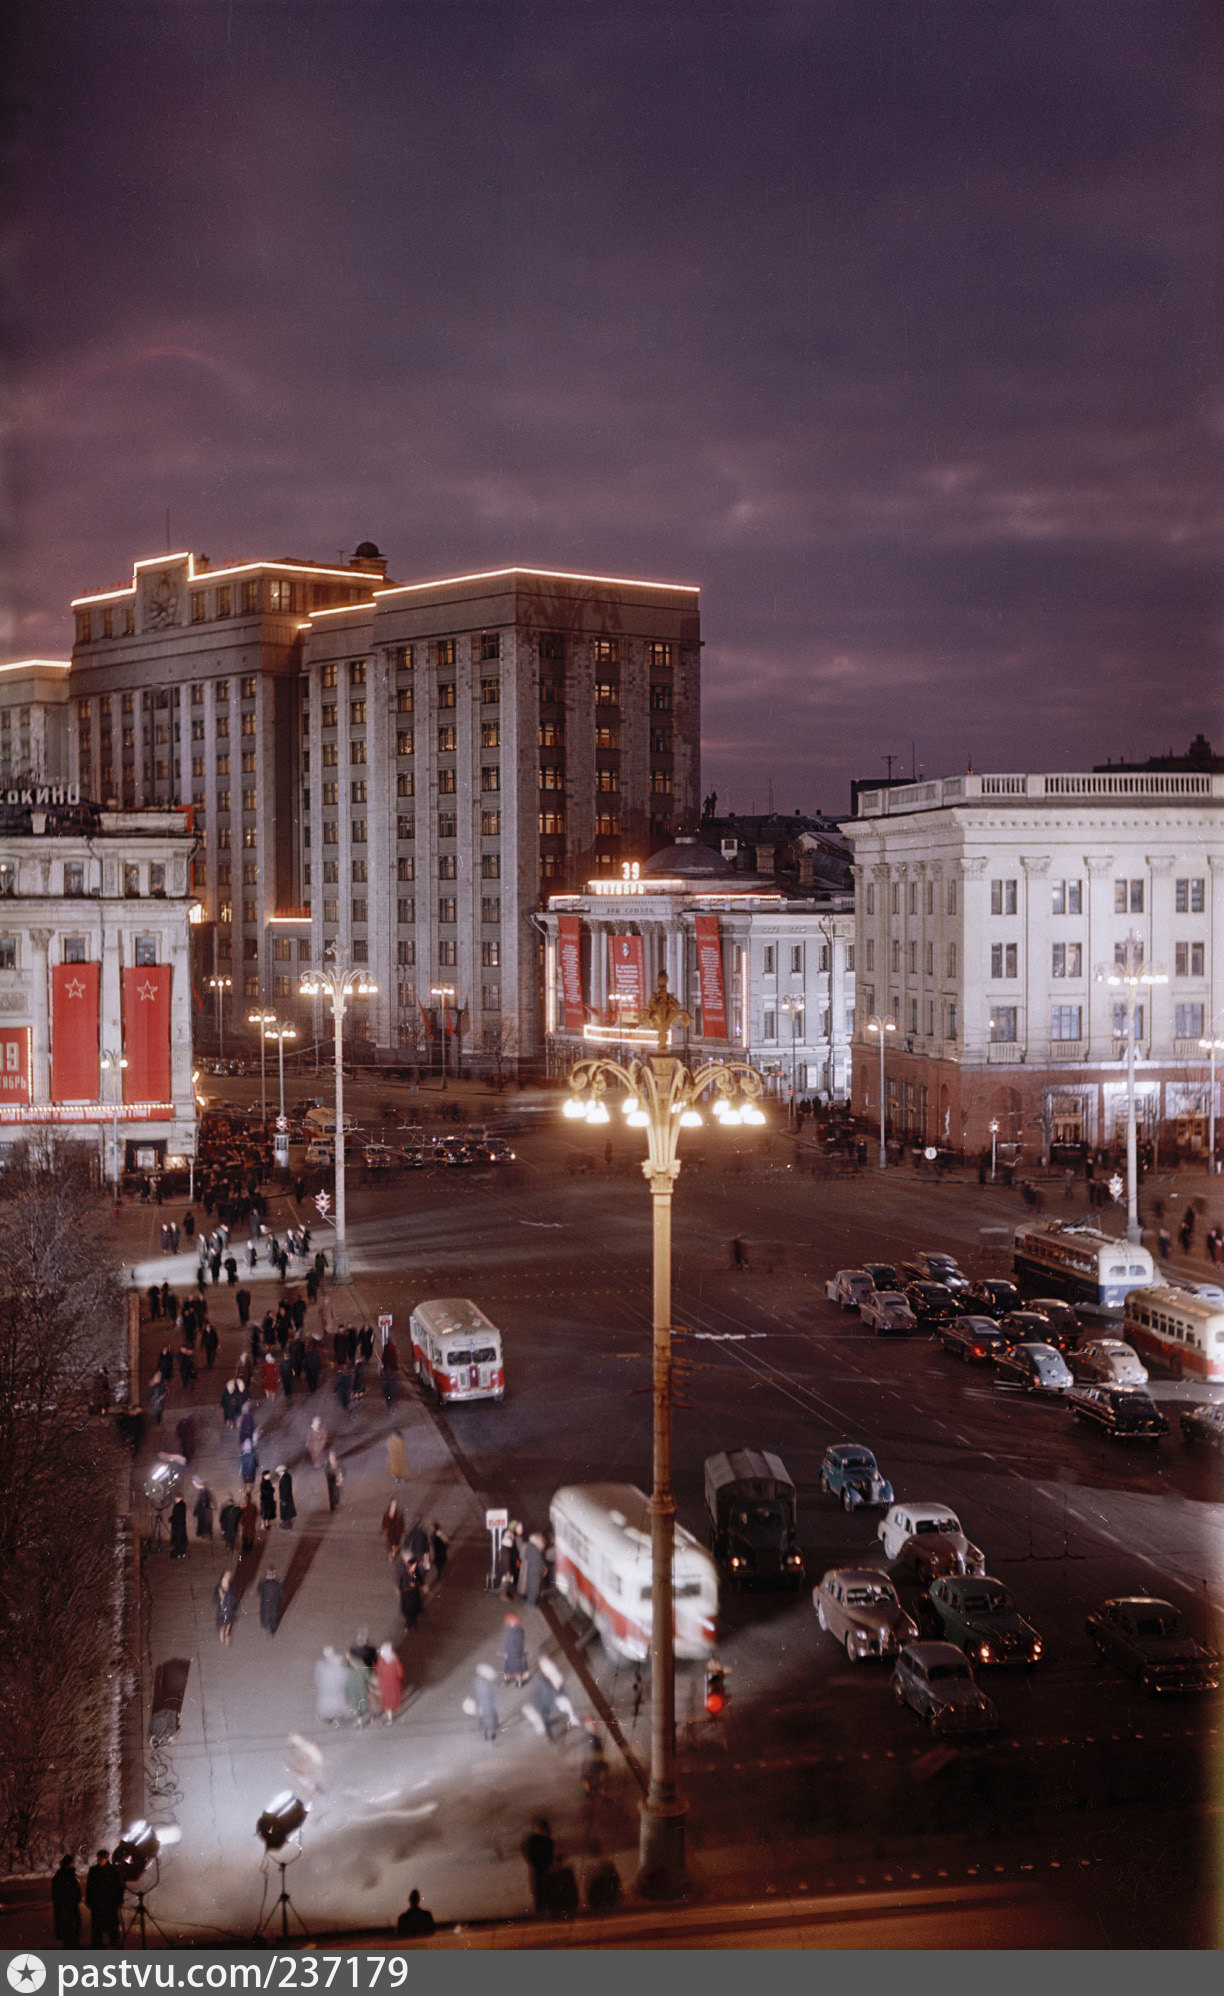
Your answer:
206,975 -> 231,1057
1199,1024 -> 1224,1174
865,1014 -> 896,1170
431,983 -> 455,1091
1098,933 -> 1167,1245
779,996 -> 802,1124
248,1008 -> 277,1125
990,1118 -> 999,1182
299,946 -> 376,1285
101,1049 -> 127,1199
564,972 -> 765,1899
263,1019 -> 298,1125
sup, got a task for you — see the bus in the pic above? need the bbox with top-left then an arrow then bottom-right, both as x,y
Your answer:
550,1483 -> 719,1664
1012,1222 -> 1156,1312
1123,1287 -> 1224,1384
409,1297 -> 505,1404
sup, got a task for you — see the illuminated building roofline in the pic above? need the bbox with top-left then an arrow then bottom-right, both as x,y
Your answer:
73,553 -> 379,606
370,564 -> 699,601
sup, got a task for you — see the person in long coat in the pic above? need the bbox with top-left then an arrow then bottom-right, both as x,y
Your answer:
303,1341 -> 322,1392
386,1430 -> 407,1482
261,1351 -> 279,1399
500,1613 -> 528,1684
214,1570 -> 238,1645
324,1451 -> 343,1512
169,1494 -> 188,1558
239,1492 -> 259,1555
472,1662 -> 499,1741
430,1521 -> 449,1579
315,1646 -> 349,1725
238,1401 -> 256,1448
52,1853 -> 82,1947
147,1373 -> 167,1425
381,1498 -> 405,1558
307,1415 -> 329,1469
258,1568 -> 284,1637
398,1564 -> 423,1632
345,1649 -> 372,1724
239,1442 -> 259,1491
220,1379 -> 239,1428
259,1469 -> 277,1528
192,1478 -> 214,1538
519,1534 -> 547,1606
375,1642 -> 404,1723
219,1495 -> 242,1553
278,1466 -> 296,1530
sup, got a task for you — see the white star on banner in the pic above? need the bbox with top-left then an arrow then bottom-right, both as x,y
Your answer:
137,978 -> 159,1001
64,978 -> 85,1000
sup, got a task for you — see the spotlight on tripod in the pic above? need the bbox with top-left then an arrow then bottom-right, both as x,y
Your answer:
113,1820 -> 165,1948
254,1792 -> 310,1943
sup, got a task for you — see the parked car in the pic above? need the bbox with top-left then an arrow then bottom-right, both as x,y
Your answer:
1180,1401 -> 1224,1452
924,1576 -> 1043,1666
825,1269 -> 877,1310
304,1141 -> 334,1167
935,1315 -> 1009,1363
891,1642 -> 999,1736
1025,1296 -> 1082,1345
908,1251 -> 970,1292
993,1342 -> 1073,1392
862,1261 -> 901,1292
878,1503 -> 985,1574
814,1568 -> 918,1661
1073,1339 -> 1149,1387
1067,1383 -> 1169,1441
904,1281 -> 964,1330
819,1444 -> 894,1510
860,1290 -> 917,1336
961,1279 -> 1023,1319
399,1145 -> 430,1168
1085,1597 -> 1220,1694
483,1138 -> 516,1163
998,1308 -> 1073,1353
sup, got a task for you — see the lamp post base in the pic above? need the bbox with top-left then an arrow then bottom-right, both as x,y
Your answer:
634,1797 -> 689,1901
332,1241 -> 352,1284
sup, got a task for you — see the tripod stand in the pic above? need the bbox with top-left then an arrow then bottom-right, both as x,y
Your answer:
124,1874 -> 171,1948
145,1503 -> 170,1556
253,1857 -> 311,1944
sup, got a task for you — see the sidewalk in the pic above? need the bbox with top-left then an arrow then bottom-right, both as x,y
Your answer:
122,1232 -> 635,1944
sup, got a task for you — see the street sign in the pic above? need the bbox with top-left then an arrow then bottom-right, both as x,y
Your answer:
378,1312 -> 393,1346
485,1507 -> 509,1532
315,1190 -> 331,1217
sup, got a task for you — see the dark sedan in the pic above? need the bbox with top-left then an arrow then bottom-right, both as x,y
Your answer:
994,1341 -> 1073,1392
961,1280 -> 1022,1320
935,1315 -> 1009,1363
904,1282 -> 965,1330
862,1261 -> 901,1292
1086,1597 -> 1220,1694
1067,1383 -> 1169,1440
1180,1401 -> 1224,1453
1027,1297 -> 1082,1348
999,1308 -> 1075,1355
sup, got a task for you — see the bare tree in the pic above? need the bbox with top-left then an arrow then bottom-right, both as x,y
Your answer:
481,1018 -> 519,1090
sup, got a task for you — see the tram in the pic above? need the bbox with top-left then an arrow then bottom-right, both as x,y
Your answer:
1123,1287 -> 1224,1384
550,1483 -> 718,1664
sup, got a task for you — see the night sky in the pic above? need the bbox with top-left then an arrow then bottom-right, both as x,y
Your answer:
4,2 -> 1222,815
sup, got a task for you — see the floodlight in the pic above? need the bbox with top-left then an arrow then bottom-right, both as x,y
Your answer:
113,1820 -> 159,1884
257,1792 -> 308,1852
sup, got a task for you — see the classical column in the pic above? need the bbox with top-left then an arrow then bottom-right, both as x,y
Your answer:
29,928 -> 51,1103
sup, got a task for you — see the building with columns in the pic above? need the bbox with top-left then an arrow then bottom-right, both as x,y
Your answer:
842,768 -> 1224,1159
539,837 -> 855,1102
0,659 -> 72,787
0,797 -> 198,1176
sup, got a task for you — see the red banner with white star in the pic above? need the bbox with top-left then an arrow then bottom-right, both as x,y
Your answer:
123,965 -> 172,1105
51,962 -> 100,1103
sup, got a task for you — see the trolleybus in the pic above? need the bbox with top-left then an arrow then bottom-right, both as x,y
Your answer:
1122,1287 -> 1224,1384
1013,1222 -> 1156,1313
550,1483 -> 718,1664
409,1297 -> 505,1404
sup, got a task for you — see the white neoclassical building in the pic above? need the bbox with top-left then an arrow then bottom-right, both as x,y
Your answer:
540,837 -> 855,1103
842,768 -> 1224,1159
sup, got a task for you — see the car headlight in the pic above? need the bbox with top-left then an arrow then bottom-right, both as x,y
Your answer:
1032,1638 -> 1042,1656
730,1557 -> 742,1568
979,1644 -> 993,1662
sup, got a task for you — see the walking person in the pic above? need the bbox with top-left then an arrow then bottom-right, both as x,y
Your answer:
85,1849 -> 122,1947
278,1465 -> 297,1530
518,1533 -> 547,1606
51,1852 -> 82,1948
192,1477 -> 215,1539
429,1520 -> 449,1580
220,1379 -> 240,1429
471,1662 -> 499,1741
398,1560 -> 423,1632
500,1612 -> 528,1685
324,1450 -> 344,1512
315,1646 -> 349,1726
239,1490 -> 259,1555
258,1567 -> 284,1638
147,1372 -> 167,1426
219,1494 -> 242,1554
307,1414 -> 330,1469
521,1818 -> 554,1912
375,1642 -> 404,1724
381,1498 -> 405,1558
386,1429 -> 407,1483
214,1569 -> 238,1646
200,1318 -> 219,1369
169,1493 -> 189,1559
345,1648 -> 373,1726
259,1469 -> 277,1530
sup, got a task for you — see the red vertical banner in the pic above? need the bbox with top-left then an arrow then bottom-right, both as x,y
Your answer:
0,1027 -> 31,1105
607,934 -> 646,1020
558,915 -> 585,1030
123,966 -> 172,1104
694,914 -> 728,1040
51,963 -> 101,1102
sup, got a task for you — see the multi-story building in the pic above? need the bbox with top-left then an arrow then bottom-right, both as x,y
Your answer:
68,546 -> 391,1042
296,565 -> 700,1062
68,556 -> 699,1067
843,767 -> 1224,1158
0,796 -> 197,1178
539,836 -> 855,1101
0,660 -> 72,787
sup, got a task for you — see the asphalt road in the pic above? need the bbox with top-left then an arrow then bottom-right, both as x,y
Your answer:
282,1103 -> 1224,1949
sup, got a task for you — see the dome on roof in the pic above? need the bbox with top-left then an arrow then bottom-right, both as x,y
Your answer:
641,836 -> 733,880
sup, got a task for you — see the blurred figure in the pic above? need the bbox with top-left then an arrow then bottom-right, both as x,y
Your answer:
192,1477 -> 214,1538
325,1451 -> 344,1512
307,1415 -> 330,1469
258,1567 -> 284,1638
278,1466 -> 296,1530
345,1648 -> 372,1726
169,1494 -> 188,1559
386,1429 -> 407,1482
315,1646 -> 349,1726
472,1662 -> 499,1741
214,1569 -> 238,1646
375,1642 -> 404,1724
51,1853 -> 81,1948
500,1613 -> 528,1685
520,1818 -> 553,1912
395,1888 -> 435,1939
85,1849 -> 122,1947
381,1498 -> 405,1558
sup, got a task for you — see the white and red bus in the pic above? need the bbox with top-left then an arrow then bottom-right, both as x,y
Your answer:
550,1483 -> 718,1664
1122,1287 -> 1224,1384
410,1297 -> 505,1404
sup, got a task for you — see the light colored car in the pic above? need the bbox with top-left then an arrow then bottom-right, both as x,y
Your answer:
814,1568 -> 918,1662
825,1269 -> 876,1310
304,1140 -> 334,1166
860,1290 -> 917,1336
878,1502 -> 985,1574
1074,1339 -> 1149,1387
993,1341 -> 1074,1392
891,1642 -> 1000,1736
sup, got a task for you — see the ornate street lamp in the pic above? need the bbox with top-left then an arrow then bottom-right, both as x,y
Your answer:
1097,933 -> 1167,1244
563,971 -> 765,1899
101,1048 -> 127,1199
430,982 -> 455,1089
248,1008 -> 277,1124
299,945 -> 377,1284
864,1014 -> 896,1169
1198,1018 -> 1224,1175
206,974 -> 231,1057
263,1018 -> 298,1126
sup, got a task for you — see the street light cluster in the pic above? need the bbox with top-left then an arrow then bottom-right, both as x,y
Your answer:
299,947 -> 377,1285
562,1088 -> 765,1131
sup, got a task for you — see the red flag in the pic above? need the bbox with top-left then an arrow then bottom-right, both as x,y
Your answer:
558,914 -> 585,1030
0,1027 -> 31,1105
418,998 -> 435,1039
123,966 -> 172,1105
51,963 -> 100,1102
695,914 -> 728,1040
443,1006 -> 454,1038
